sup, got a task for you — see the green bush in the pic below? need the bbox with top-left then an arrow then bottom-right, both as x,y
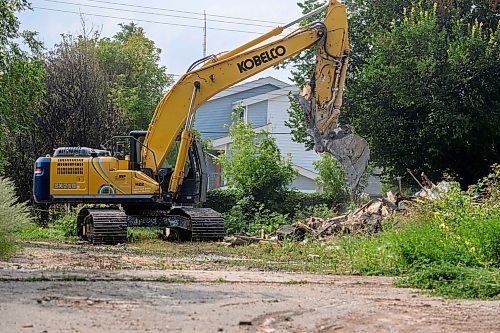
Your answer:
216,111 -> 298,212
283,191 -> 344,216
294,204 -> 338,221
17,206 -> 78,241
223,197 -> 290,236
204,189 -> 238,214
313,153 -> 348,198
0,177 -> 32,258
52,212 -> 77,238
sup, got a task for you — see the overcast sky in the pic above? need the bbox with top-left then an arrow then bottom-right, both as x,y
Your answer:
19,0 -> 309,84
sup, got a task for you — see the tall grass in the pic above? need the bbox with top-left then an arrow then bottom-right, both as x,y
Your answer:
330,169 -> 500,299
0,177 -> 32,259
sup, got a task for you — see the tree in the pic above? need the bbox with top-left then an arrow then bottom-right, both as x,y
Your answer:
346,5 -> 499,185
97,23 -> 172,130
284,0 -> 499,186
0,0 -> 45,169
216,111 -> 298,211
313,153 -> 348,199
4,35 -> 124,201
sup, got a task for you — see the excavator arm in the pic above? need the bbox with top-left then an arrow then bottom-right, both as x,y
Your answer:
142,0 -> 368,196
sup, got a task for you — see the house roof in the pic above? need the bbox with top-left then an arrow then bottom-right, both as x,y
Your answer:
211,125 -> 270,148
294,165 -> 318,180
210,77 -> 291,100
239,86 -> 300,107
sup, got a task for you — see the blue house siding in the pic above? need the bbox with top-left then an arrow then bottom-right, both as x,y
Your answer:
246,101 -> 268,128
194,84 -> 279,139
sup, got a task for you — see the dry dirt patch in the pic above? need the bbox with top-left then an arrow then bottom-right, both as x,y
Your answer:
0,242 -> 498,333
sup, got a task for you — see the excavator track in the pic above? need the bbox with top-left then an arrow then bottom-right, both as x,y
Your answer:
174,208 -> 225,241
77,208 -> 127,245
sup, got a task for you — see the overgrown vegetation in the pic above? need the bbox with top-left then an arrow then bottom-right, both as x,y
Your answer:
0,0 -> 45,172
326,166 -> 500,298
313,153 -> 348,199
140,166 -> 500,299
215,111 -> 300,234
0,177 -> 31,258
17,209 -> 77,241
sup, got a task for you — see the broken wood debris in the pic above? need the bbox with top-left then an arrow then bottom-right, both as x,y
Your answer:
277,192 -> 415,241
224,192 -> 416,246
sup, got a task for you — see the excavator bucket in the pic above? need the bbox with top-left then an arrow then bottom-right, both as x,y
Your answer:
295,93 -> 370,196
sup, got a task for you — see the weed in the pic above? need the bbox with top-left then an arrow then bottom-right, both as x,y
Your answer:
128,227 -> 162,243
26,275 -> 50,282
285,280 -> 309,285
17,223 -> 68,242
52,213 -> 77,238
214,277 -> 227,283
396,263 -> 500,299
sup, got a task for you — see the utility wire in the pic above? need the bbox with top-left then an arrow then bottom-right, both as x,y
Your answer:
84,0 -> 285,25
33,7 -> 271,34
37,0 -> 278,28
198,131 -> 294,135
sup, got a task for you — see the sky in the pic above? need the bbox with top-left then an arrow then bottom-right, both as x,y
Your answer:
19,0 -> 308,84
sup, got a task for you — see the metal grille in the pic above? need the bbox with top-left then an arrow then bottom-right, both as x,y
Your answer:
57,159 -> 84,175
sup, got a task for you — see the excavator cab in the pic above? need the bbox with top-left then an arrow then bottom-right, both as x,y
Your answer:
105,130 -> 208,206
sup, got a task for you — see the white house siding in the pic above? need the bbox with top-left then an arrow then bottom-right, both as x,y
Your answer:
266,93 -> 321,174
194,83 -> 280,140
291,175 -> 318,192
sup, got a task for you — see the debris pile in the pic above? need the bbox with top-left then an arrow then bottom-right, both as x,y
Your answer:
224,192 -> 415,245
278,193 -> 414,241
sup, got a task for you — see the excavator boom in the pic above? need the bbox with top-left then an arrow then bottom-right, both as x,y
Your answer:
142,0 -> 369,195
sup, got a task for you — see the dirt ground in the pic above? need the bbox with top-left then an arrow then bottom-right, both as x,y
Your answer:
1,242 -> 499,333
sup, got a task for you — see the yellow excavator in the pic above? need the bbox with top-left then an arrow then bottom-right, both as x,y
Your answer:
33,0 -> 369,244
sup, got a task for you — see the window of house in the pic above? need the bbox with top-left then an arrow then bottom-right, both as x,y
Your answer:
233,102 -> 247,123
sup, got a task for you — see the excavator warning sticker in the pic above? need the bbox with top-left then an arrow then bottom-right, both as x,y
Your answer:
237,46 -> 287,73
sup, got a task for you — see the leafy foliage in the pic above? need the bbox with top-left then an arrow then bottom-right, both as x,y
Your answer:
204,188 -> 238,214
216,111 -> 298,212
0,0 -> 45,169
97,23 -> 172,130
223,198 -> 290,235
4,35 -> 124,201
285,0 -> 500,186
346,4 -> 499,185
214,108 -> 300,235
0,177 -> 31,258
313,153 -> 348,199
206,188 -> 344,217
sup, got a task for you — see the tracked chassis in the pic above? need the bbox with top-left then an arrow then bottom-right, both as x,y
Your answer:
77,207 -> 224,245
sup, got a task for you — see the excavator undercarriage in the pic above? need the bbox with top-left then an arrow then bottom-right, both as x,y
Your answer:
76,207 -> 225,244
